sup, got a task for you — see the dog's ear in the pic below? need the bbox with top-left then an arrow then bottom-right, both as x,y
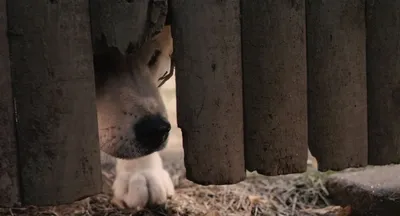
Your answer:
153,25 -> 173,56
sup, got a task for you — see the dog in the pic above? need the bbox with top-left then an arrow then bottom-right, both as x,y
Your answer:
94,25 -> 175,210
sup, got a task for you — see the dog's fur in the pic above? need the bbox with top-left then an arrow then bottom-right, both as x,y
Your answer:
95,26 -> 175,210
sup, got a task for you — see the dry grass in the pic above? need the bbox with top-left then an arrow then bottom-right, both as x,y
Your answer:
0,76 -> 348,216
0,170 -> 346,216
163,171 -> 344,216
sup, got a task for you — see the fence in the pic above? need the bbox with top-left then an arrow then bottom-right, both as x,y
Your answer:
172,0 -> 400,183
0,0 -> 167,207
0,0 -> 399,208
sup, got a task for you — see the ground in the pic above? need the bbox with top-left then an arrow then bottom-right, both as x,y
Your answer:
0,75 -> 348,216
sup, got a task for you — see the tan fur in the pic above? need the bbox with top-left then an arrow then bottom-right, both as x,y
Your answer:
96,26 -> 175,209
96,26 -> 173,159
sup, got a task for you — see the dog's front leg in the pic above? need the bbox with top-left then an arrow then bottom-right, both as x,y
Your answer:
111,152 -> 175,210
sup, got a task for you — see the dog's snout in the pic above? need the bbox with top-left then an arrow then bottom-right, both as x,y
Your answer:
134,115 -> 171,149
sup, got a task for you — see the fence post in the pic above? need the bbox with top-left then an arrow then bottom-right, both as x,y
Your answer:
6,0 -> 102,205
0,0 -> 19,207
306,0 -> 368,171
241,0 -> 308,175
366,0 -> 400,165
170,0 -> 246,184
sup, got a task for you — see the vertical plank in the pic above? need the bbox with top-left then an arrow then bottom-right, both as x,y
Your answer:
367,0 -> 400,165
0,0 -> 20,207
7,0 -> 102,205
306,0 -> 368,171
241,0 -> 308,175
171,0 -> 245,184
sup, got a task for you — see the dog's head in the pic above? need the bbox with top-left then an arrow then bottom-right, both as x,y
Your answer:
94,26 -> 173,159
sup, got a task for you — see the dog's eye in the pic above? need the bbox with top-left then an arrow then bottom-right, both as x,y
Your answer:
148,49 -> 161,67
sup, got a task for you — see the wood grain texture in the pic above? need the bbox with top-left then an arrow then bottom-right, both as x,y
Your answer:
7,0 -> 102,205
0,0 -> 20,207
241,0 -> 308,175
366,0 -> 400,165
171,0 -> 245,185
306,0 -> 368,171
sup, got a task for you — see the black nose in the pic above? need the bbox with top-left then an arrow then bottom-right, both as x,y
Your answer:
134,115 -> 171,149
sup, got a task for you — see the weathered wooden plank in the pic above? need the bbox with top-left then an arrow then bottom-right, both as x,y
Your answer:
171,0 -> 245,184
366,0 -> 400,165
0,0 -> 20,207
241,0 -> 308,175
306,0 -> 368,171
7,0 -> 102,205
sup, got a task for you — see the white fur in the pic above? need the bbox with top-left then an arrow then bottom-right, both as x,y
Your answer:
99,26 -> 175,210
111,152 -> 175,209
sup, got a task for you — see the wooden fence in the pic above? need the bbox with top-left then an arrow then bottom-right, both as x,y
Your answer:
173,0 -> 400,183
0,0 -> 167,207
0,0 -> 399,208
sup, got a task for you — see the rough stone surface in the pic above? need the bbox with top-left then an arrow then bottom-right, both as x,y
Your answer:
325,165 -> 400,216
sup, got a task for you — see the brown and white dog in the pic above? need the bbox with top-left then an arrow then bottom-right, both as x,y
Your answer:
94,25 -> 175,210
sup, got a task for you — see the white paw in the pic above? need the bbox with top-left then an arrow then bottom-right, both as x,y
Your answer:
111,168 -> 175,210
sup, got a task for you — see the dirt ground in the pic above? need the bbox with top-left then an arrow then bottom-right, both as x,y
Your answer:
0,75 -> 348,216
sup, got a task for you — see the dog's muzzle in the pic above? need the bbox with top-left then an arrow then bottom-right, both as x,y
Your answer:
134,114 -> 171,150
